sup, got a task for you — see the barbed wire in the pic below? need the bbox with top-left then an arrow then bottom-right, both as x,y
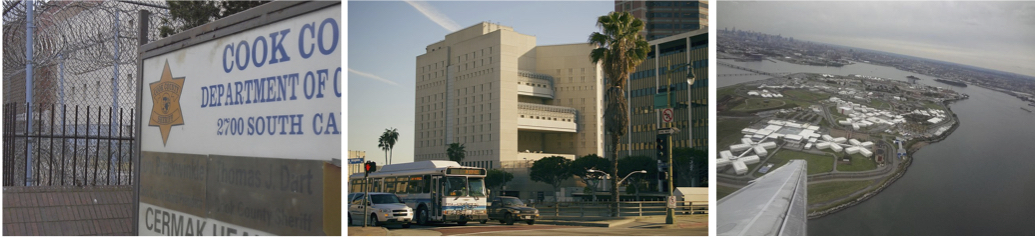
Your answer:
3,0 -> 175,108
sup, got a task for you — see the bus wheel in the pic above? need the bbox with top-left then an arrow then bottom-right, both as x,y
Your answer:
417,207 -> 430,225
457,221 -> 468,226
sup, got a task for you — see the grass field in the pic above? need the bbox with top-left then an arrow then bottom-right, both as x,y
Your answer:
758,150 -> 835,176
923,100 -> 945,111
835,152 -> 878,172
732,98 -> 787,111
807,180 -> 873,204
718,86 -> 737,98
717,185 -> 743,200
717,117 -> 756,151
782,89 -> 829,102
866,99 -> 891,110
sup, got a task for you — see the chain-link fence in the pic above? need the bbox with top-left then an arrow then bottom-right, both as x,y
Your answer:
3,0 -> 174,186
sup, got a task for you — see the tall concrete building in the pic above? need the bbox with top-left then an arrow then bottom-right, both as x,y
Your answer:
615,29 -> 709,165
414,22 -> 604,170
614,1 -> 708,41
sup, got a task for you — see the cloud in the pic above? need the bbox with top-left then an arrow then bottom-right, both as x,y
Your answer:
404,0 -> 461,32
349,68 -> 400,86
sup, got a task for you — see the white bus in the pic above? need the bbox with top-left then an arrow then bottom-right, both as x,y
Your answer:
349,160 -> 488,225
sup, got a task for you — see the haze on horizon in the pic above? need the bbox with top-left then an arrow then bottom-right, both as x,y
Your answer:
718,1 -> 1035,78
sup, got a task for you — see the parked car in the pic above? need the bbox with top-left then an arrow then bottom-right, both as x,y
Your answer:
348,193 -> 413,228
488,196 -> 539,225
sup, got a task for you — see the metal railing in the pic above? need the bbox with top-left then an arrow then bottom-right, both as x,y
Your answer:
528,200 -> 708,219
3,103 -> 134,187
517,102 -> 577,121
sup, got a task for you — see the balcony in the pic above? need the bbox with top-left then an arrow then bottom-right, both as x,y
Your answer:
517,103 -> 577,133
517,71 -> 554,99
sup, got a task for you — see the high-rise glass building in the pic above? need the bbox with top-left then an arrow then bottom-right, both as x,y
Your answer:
614,29 -> 709,165
614,1 -> 709,41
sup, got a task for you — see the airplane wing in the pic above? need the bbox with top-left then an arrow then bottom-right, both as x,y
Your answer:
718,159 -> 807,236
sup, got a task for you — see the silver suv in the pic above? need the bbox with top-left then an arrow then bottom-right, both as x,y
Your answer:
348,193 -> 414,228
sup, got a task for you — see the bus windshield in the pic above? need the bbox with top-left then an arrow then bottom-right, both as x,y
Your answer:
469,178 -> 486,197
444,176 -> 468,197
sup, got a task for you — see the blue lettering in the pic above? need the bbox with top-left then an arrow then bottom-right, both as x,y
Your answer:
303,71 -> 316,99
291,114 -> 303,135
313,113 -> 323,135
266,76 -> 277,102
256,116 -> 266,135
318,18 -> 339,55
224,83 -> 233,106
299,23 -> 316,59
234,82 -> 244,105
244,80 -> 254,104
316,69 -> 328,98
200,86 -> 209,108
252,36 -> 268,68
222,44 -> 234,73
327,112 -> 339,134
278,115 -> 290,135
235,40 -> 250,71
216,84 -> 225,106
287,73 -> 300,100
247,117 -> 255,135
333,67 -> 341,97
269,29 -> 291,64
256,78 -> 266,103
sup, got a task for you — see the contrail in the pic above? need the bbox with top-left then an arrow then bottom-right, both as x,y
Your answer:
349,68 -> 400,86
404,0 -> 461,32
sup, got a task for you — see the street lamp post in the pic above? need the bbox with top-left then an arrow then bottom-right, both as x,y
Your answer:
590,169 -> 646,217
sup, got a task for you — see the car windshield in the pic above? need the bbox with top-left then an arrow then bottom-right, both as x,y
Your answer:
501,198 -> 524,206
444,177 -> 468,197
469,178 -> 486,197
369,194 -> 403,204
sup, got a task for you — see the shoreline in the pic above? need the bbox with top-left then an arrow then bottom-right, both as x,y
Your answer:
806,99 -> 962,219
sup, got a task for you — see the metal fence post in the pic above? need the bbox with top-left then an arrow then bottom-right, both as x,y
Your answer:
24,0 -> 35,186
133,9 -> 151,236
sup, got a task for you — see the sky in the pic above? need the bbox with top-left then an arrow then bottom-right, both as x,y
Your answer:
718,1 -> 1035,78
347,1 -> 614,165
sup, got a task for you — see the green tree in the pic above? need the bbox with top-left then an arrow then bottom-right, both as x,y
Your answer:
673,148 -> 707,187
447,143 -> 466,163
485,169 -> 514,197
618,155 -> 657,200
589,11 -> 650,216
570,154 -> 611,201
381,128 -> 399,165
159,0 -> 271,37
529,156 -> 573,199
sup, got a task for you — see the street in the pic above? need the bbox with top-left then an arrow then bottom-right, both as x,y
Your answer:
347,215 -> 708,236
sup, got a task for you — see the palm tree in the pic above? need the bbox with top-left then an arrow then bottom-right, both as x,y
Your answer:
380,128 -> 399,165
447,143 -> 466,163
378,134 -> 389,165
588,11 -> 650,217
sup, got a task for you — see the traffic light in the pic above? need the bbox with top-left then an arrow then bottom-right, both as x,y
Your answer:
658,171 -> 668,181
364,161 -> 377,173
656,134 -> 668,159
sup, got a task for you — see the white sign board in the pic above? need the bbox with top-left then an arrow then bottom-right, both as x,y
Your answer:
667,196 -> 677,209
139,3 -> 341,236
141,7 -> 341,160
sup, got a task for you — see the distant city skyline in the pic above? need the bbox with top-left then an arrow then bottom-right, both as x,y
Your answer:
718,1 -> 1035,78
348,1 -> 614,166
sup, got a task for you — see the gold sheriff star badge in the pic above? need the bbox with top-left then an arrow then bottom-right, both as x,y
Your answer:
149,61 -> 185,146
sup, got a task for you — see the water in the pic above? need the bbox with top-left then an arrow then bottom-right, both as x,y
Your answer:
719,59 -> 1035,235
717,59 -> 945,88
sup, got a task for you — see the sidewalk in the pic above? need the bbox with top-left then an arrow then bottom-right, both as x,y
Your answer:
536,214 -> 708,228
347,226 -> 390,236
